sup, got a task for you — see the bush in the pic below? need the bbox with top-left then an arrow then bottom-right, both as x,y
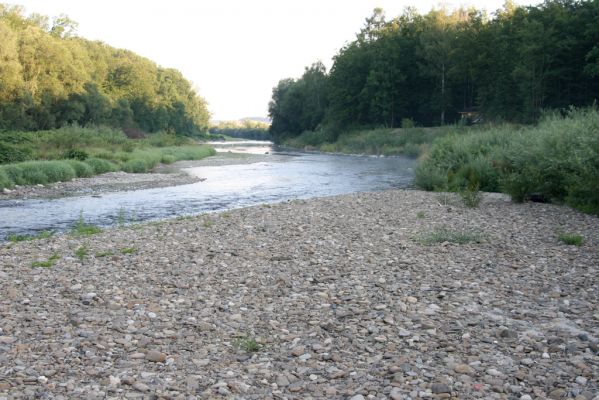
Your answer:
66,160 -> 94,177
0,168 -> 11,189
2,164 -> 25,185
85,158 -> 117,174
64,148 -> 89,160
122,159 -> 148,173
42,161 -> 76,182
416,108 -> 599,215
0,142 -> 30,164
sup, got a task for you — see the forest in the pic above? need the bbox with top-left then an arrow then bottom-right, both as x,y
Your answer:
268,0 -> 599,143
0,4 -> 210,135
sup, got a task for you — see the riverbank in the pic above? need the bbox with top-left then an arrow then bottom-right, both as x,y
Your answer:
0,152 -> 286,200
1,190 -> 597,399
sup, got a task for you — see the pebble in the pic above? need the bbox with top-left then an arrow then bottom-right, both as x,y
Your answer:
0,190 -> 597,398
145,350 -> 167,363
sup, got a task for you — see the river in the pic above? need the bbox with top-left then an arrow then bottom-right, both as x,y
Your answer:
0,141 -> 416,239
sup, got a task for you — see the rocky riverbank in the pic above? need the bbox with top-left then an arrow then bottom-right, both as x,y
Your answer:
0,190 -> 597,399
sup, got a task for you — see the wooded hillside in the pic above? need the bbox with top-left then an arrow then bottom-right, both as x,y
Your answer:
0,4 -> 210,135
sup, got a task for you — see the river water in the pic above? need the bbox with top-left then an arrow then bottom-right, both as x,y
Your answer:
0,142 -> 416,239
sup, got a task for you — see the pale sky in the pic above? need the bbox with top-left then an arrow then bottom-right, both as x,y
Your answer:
12,0 -> 537,121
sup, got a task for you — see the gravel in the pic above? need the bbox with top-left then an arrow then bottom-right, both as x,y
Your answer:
0,190 -> 598,399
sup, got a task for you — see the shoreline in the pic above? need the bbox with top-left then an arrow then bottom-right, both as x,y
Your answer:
1,190 -> 597,398
0,152 -> 288,201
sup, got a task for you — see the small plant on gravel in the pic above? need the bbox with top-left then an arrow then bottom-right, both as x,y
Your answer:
416,211 -> 426,219
71,212 -> 103,236
32,253 -> 60,268
120,247 -> 136,254
75,244 -> 89,261
7,230 -> 53,242
95,250 -> 114,257
557,232 -> 584,246
221,212 -> 231,219
459,183 -> 482,208
117,207 -> 126,227
202,219 -> 214,228
233,336 -> 261,353
417,226 -> 484,245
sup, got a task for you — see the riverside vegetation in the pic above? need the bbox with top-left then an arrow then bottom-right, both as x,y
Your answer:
0,126 -> 215,190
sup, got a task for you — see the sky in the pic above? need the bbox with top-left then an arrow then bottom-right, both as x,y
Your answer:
12,0 -> 538,121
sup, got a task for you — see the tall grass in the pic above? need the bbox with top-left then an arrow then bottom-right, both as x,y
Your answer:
415,108 -> 599,215
285,126 -> 456,157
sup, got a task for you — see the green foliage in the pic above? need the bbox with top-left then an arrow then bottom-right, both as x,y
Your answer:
269,1 -> 599,137
7,230 -> 53,242
233,336 -> 262,353
95,250 -> 114,257
459,184 -> 482,208
209,120 -> 271,141
120,247 -> 136,254
65,159 -> 93,177
287,126 -> 450,157
122,159 -> 149,173
84,158 -> 118,174
71,213 -> 103,236
0,168 -> 10,189
0,7 -> 209,135
417,108 -> 599,215
64,148 -> 89,160
417,226 -> 484,245
75,244 -> 89,261
557,232 -> 584,246
31,253 -> 60,268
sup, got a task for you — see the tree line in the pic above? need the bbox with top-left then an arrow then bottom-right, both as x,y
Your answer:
0,4 -> 210,135
268,0 -> 599,142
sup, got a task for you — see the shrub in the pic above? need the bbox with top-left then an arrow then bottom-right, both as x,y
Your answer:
416,108 -> 599,215
122,159 -> 148,173
161,154 -> 176,164
42,161 -> 77,182
2,164 -> 25,185
85,158 -> 117,174
64,148 -> 89,160
66,160 -> 94,178
0,142 -> 30,164
0,168 -> 11,189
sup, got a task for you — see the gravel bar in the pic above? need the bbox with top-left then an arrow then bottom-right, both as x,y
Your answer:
0,190 -> 598,399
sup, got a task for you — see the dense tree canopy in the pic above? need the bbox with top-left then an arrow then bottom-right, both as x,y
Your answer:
268,0 -> 599,142
0,4 -> 210,135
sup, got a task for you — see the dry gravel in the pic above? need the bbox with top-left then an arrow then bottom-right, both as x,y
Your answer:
0,190 -> 598,400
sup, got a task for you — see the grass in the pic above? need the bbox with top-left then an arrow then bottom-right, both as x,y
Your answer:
0,125 -> 216,190
557,232 -> 584,246
459,185 -> 482,208
283,125 -> 457,157
415,107 -> 599,215
233,336 -> 262,353
32,253 -> 60,268
416,211 -> 426,219
95,250 -> 114,257
7,230 -> 53,242
120,247 -> 136,254
71,213 -> 103,236
75,244 -> 89,261
417,226 -> 484,245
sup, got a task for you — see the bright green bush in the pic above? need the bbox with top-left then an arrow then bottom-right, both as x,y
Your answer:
85,158 -> 118,174
66,160 -> 94,178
